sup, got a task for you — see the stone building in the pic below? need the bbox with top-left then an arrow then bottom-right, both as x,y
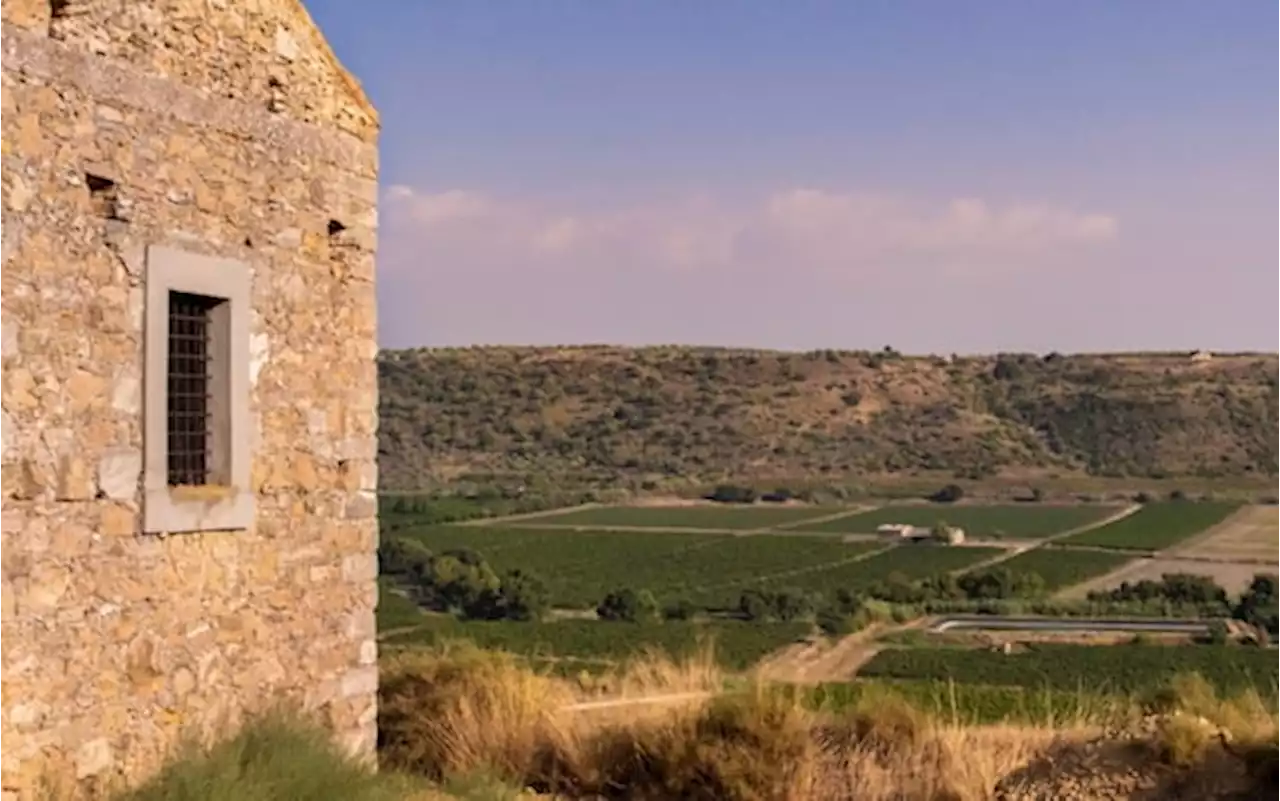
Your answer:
1,1 -> 380,796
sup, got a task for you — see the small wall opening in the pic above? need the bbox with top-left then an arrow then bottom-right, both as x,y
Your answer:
86,173 -> 122,220
267,76 -> 287,113
49,0 -> 80,40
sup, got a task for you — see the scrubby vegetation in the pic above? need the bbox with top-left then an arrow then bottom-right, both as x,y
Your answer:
378,347 -> 1279,491
110,647 -> 1278,801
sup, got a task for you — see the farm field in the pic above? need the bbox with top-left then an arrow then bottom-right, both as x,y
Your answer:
514,503 -> 843,530
406,525 -> 881,608
1166,504 -> 1279,564
857,643 -> 1279,697
379,617 -> 811,671
789,503 -> 1119,539
1060,501 -> 1241,551
744,544 -> 1005,601
992,548 -> 1135,592
1058,557 -> 1272,600
795,679 -> 1133,725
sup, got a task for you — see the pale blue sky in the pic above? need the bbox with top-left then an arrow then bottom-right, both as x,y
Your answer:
308,1 -> 1277,354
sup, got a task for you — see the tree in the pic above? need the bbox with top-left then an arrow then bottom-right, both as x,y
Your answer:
771,588 -> 815,622
738,589 -> 773,622
708,485 -> 757,504
467,569 -> 550,622
929,484 -> 965,504
378,538 -> 433,578
1233,573 -> 1279,636
597,588 -> 659,622
416,553 -> 501,613
496,569 -> 550,621
816,607 -> 852,637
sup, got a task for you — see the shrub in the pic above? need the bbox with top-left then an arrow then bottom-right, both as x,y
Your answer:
112,714 -> 419,801
708,485 -> 758,504
663,598 -> 698,621
597,588 -> 661,623
929,484 -> 965,504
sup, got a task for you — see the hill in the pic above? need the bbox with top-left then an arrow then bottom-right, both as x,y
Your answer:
376,347 -> 1279,492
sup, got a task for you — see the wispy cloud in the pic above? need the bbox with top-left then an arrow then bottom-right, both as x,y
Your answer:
382,184 -> 1118,281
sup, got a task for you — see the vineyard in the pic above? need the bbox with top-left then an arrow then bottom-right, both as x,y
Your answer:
745,544 -> 1004,601
992,548 -> 1135,591
404,525 -> 882,608
522,504 -> 842,530
380,617 -> 811,670
858,643 -> 1279,696
1060,501 -> 1242,551
793,504 -> 1120,538
795,679 -> 1131,725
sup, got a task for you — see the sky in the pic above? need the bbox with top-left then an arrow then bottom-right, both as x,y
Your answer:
306,1 -> 1277,354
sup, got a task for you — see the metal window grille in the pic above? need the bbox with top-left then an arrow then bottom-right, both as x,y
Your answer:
166,292 -> 217,486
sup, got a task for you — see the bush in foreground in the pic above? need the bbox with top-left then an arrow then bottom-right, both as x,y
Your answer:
109,714 -> 420,801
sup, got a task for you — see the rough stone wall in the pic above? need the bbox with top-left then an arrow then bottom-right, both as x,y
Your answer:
0,2 -> 380,796
3,0 -> 377,143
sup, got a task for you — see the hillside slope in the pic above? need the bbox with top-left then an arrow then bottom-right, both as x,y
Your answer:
377,347 -> 1279,491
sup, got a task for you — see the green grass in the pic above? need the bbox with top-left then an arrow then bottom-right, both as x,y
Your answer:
517,504 -> 844,530
380,617 -> 812,671
377,578 -> 429,631
793,504 -> 1120,538
990,548 -> 1134,591
403,526 -> 878,608
858,643 -> 1279,697
1058,501 -> 1242,551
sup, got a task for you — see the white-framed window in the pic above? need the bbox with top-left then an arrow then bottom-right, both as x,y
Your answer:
142,245 -> 254,534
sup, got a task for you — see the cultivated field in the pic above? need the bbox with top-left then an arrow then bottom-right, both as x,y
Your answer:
1167,504 -> 1278,564
993,548 -> 1136,592
1059,501 -> 1241,551
380,617 -> 812,671
514,503 -> 844,530
790,503 -> 1120,539
1059,557 -> 1268,599
744,544 -> 1004,601
406,525 -> 882,608
857,643 -> 1278,697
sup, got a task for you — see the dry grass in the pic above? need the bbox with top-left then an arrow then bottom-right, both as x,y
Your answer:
378,645 -> 1278,800
75,646 -> 1275,801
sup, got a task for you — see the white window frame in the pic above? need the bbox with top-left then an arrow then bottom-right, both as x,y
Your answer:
142,245 -> 254,534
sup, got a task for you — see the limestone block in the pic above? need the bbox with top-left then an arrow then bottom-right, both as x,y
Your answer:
74,738 -> 113,779
55,456 -> 95,501
96,447 -> 140,501
339,666 -> 377,700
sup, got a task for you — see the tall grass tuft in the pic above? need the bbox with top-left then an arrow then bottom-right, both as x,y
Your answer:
109,713 -> 421,801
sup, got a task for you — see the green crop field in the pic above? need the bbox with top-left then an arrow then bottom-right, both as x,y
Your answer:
737,545 -> 1005,603
991,548 -> 1134,591
405,526 -> 879,608
791,679 -> 1132,725
380,617 -> 811,670
858,644 -> 1279,697
792,504 -> 1119,538
1059,502 -> 1242,551
518,504 -> 843,530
